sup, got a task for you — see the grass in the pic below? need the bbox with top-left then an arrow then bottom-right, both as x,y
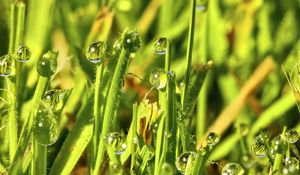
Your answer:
0,0 -> 300,175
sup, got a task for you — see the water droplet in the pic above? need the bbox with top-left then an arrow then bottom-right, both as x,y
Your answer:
251,134 -> 269,158
222,163 -> 245,175
122,28 -> 141,53
0,54 -> 13,77
86,41 -> 106,63
270,135 -> 288,156
153,37 -> 168,55
33,107 -> 60,146
196,4 -> 207,12
164,131 -> 172,138
283,157 -> 299,174
113,38 -> 122,55
175,152 -> 196,174
198,145 -> 208,156
15,44 -> 31,62
167,70 -> 175,80
160,162 -> 174,175
43,89 -> 71,112
237,123 -> 249,136
285,129 -> 299,143
206,132 -> 220,146
176,109 -> 187,122
105,132 -> 127,155
149,68 -> 167,90
36,51 -> 58,77
109,162 -> 123,174
241,154 -> 255,168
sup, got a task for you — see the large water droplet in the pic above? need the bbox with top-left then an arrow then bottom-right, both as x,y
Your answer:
36,51 -> 58,77
104,132 -> 127,155
0,54 -> 13,77
283,157 -> 299,174
86,41 -> 106,64
15,44 -> 31,62
160,162 -> 174,175
122,28 -> 141,53
153,37 -> 167,55
222,163 -> 245,175
175,152 -> 196,174
251,134 -> 269,158
32,107 -> 60,146
206,132 -> 220,146
285,129 -> 299,144
149,68 -> 167,90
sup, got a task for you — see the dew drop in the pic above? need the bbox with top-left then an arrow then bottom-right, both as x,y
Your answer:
241,154 -> 255,168
113,38 -> 122,55
251,134 -> 269,158
32,108 -> 60,146
175,152 -> 196,174
122,28 -> 141,53
167,70 -> 175,80
283,157 -> 299,174
153,37 -> 167,55
196,4 -> 207,11
105,132 -> 127,155
206,132 -> 220,146
149,68 -> 167,90
43,89 -> 71,112
36,51 -> 58,77
285,129 -> 299,144
160,162 -> 174,175
222,163 -> 245,175
270,135 -> 288,156
198,145 -> 208,156
109,162 -> 122,174
176,109 -> 187,122
15,44 -> 31,62
86,41 -> 106,64
0,54 -> 13,77
237,123 -> 249,136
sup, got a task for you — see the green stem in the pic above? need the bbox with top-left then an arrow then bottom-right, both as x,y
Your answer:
94,49 -> 131,175
196,2 -> 208,140
9,77 -> 48,175
7,1 -> 25,163
272,127 -> 287,172
181,0 -> 196,109
32,142 -> 47,175
130,104 -> 138,172
90,64 -> 104,174
180,0 -> 196,151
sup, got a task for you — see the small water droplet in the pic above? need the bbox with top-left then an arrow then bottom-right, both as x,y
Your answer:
149,68 -> 167,90
176,109 -> 187,122
241,154 -> 255,168
270,135 -> 288,156
122,28 -> 141,53
251,134 -> 269,158
196,4 -> 207,12
15,44 -> 31,62
164,131 -> 172,138
160,162 -> 174,175
175,152 -> 196,174
153,37 -> 168,55
43,89 -> 71,112
109,162 -> 123,174
113,38 -> 122,55
167,70 -> 175,80
86,41 -> 106,64
206,132 -> 220,146
105,132 -> 127,155
0,54 -> 13,77
222,163 -> 245,175
285,129 -> 299,144
283,157 -> 299,174
33,107 -> 60,146
198,145 -> 208,156
36,51 -> 58,77
237,123 -> 249,136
